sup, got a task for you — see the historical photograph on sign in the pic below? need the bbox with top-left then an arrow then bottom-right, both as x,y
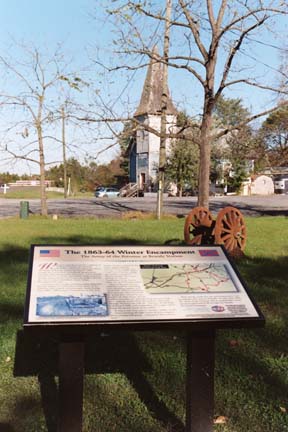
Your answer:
140,263 -> 238,294
25,245 -> 261,325
36,294 -> 108,317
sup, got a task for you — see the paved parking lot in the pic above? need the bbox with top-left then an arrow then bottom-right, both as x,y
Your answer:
0,194 -> 287,219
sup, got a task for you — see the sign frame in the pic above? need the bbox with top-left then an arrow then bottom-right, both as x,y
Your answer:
24,244 -> 265,334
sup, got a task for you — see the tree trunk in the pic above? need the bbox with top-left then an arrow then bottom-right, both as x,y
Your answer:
198,112 -> 213,208
157,0 -> 172,219
62,106 -> 68,199
37,125 -> 48,216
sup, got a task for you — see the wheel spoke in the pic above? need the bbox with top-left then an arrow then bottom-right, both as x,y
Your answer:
221,233 -> 232,242
191,234 -> 202,245
221,227 -> 232,233
226,237 -> 236,252
230,211 -> 236,224
224,215 -> 233,228
237,237 -> 244,248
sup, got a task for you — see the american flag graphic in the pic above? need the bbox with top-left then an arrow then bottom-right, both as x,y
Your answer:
40,249 -> 60,258
199,249 -> 219,257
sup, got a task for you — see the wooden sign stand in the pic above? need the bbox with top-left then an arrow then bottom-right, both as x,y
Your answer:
56,331 -> 216,432
186,330 -> 215,432
23,245 -> 265,432
58,342 -> 85,432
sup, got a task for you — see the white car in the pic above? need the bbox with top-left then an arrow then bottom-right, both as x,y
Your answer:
94,187 -> 120,198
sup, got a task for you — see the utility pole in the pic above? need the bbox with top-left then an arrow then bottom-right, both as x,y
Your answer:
157,0 -> 172,219
61,105 -> 68,198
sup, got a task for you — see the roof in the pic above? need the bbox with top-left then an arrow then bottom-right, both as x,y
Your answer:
134,46 -> 177,117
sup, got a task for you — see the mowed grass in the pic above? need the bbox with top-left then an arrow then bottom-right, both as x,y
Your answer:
0,216 -> 287,432
1,187 -> 92,199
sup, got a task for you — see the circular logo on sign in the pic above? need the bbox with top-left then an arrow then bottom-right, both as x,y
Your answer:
211,305 -> 225,313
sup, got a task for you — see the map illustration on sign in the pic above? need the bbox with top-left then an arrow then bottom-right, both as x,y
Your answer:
25,245 -> 263,325
140,263 -> 238,294
36,294 -> 108,317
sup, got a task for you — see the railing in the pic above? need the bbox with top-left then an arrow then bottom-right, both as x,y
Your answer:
119,183 -> 139,197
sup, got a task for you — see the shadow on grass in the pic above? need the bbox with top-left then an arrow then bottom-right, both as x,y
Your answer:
239,255 -> 288,326
2,241 -> 288,431
0,303 -> 24,323
14,331 -> 184,432
215,254 -> 288,425
0,424 -> 15,432
0,245 -> 29,325
0,244 -> 29,287
32,236 -> 146,245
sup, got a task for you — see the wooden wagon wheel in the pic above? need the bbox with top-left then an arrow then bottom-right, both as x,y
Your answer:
184,207 -> 214,245
214,207 -> 247,256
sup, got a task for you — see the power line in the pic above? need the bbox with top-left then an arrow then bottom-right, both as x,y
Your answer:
245,36 -> 288,53
239,48 -> 287,76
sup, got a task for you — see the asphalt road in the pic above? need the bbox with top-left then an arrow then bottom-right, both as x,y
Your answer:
0,194 -> 288,219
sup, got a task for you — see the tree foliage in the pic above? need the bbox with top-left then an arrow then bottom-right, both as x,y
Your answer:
213,96 -> 250,128
210,96 -> 264,192
259,105 -> 288,167
0,172 -> 20,185
118,120 -> 136,177
166,112 -> 199,195
46,156 -> 125,193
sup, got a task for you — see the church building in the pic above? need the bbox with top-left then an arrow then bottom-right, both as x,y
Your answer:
128,48 -> 178,191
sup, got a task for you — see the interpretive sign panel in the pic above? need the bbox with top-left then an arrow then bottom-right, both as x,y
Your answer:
24,245 -> 263,328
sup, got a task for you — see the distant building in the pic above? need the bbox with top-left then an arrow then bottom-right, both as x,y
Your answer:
128,47 -> 178,191
8,180 -> 53,187
242,175 -> 274,196
274,174 -> 288,194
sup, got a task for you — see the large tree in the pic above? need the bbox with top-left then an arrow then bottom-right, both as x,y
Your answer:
0,44 -> 82,214
259,105 -> 288,167
211,96 -> 256,180
213,96 -> 250,128
99,0 -> 288,207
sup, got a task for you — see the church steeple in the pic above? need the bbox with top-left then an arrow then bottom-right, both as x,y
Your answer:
134,46 -> 177,117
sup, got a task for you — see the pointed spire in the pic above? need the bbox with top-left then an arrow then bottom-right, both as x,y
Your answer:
134,46 -> 177,117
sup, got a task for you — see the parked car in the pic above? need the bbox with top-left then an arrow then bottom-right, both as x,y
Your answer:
94,187 -> 120,198
182,187 -> 197,197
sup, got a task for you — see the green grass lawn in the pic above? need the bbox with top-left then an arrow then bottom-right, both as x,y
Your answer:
1,187 -> 92,200
0,216 -> 287,432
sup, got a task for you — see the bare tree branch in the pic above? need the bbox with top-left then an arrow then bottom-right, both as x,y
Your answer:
179,0 -> 208,61
216,16 -> 269,98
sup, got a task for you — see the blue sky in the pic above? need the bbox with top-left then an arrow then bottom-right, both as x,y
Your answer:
0,0 -> 121,173
0,1 -> 99,77
0,1 -> 92,51
1,0 -> 285,113
0,1 -> 287,174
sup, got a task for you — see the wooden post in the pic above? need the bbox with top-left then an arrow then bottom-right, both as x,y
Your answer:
58,342 -> 85,432
186,330 -> 215,432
